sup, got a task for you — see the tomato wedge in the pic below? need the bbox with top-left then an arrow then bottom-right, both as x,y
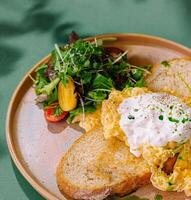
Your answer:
44,106 -> 68,123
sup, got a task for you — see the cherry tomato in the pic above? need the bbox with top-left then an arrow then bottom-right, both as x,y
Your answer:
44,106 -> 68,123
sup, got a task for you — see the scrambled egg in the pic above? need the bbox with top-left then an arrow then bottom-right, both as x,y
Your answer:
150,141 -> 191,196
73,87 -> 191,196
101,87 -> 151,142
101,87 -> 191,196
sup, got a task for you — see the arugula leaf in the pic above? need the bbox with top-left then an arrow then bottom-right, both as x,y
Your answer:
60,74 -> 69,86
80,71 -> 93,84
43,87 -> 58,106
67,105 -> 96,123
123,76 -> 145,88
131,69 -> 143,80
35,64 -> 49,95
134,77 -> 145,87
124,79 -> 134,88
88,90 -> 107,100
92,73 -> 113,89
38,77 -> 60,95
51,50 -> 61,71
35,64 -> 48,73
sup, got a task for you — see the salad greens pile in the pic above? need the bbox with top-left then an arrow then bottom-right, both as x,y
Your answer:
34,33 -> 150,122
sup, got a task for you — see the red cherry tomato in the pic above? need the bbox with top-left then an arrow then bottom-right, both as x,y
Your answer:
44,107 -> 68,123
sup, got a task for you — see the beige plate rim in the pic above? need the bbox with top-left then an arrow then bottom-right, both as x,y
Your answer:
6,33 -> 191,200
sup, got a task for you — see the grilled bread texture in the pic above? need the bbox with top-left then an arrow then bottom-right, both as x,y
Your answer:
56,129 -> 150,200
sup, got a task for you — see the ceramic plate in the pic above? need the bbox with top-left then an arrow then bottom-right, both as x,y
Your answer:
6,34 -> 191,200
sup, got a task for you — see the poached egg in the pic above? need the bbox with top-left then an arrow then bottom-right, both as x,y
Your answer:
118,93 -> 191,157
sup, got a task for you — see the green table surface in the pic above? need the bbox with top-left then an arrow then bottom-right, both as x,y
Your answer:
0,0 -> 191,199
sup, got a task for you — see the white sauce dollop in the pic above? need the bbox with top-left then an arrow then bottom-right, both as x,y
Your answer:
118,93 -> 191,157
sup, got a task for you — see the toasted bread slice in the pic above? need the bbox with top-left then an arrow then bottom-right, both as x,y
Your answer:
56,129 -> 150,200
146,58 -> 191,98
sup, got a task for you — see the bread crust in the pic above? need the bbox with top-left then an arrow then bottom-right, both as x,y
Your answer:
57,169 -> 151,200
56,130 -> 151,200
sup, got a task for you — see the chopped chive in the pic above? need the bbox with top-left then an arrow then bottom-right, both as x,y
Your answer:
159,115 -> 164,120
134,109 -> 139,112
167,186 -> 174,191
168,117 -> 179,123
178,156 -> 184,160
146,64 -> 152,71
128,115 -> 135,120
182,118 -> 189,123
161,60 -> 170,67
169,105 -> 173,110
168,182 -> 173,186
154,194 -> 163,200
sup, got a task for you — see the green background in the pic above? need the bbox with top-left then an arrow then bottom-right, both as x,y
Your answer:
0,0 -> 191,199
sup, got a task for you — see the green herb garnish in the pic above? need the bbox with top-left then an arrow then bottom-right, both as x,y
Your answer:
146,64 -> 152,71
168,181 -> 173,186
67,105 -> 96,123
161,60 -> 170,67
35,64 -> 49,95
92,73 -> 113,90
88,90 -> 107,101
35,34 -> 149,120
131,69 -> 143,80
182,118 -> 189,123
128,115 -> 135,120
168,117 -> 179,123
159,115 -> 164,120
54,106 -> 63,116
154,194 -> 163,200
43,87 -> 58,106
178,155 -> 184,160
169,105 -> 173,110
38,77 -> 60,95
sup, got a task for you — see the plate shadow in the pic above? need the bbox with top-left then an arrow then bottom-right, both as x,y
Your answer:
11,160 -> 45,200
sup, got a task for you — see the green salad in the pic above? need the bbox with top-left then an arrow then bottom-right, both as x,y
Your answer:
34,32 -> 150,123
